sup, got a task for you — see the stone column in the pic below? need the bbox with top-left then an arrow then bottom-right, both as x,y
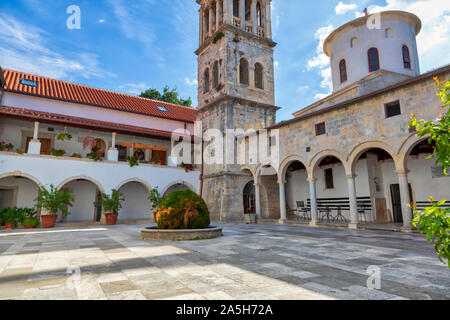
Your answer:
251,0 -> 257,34
347,175 -> 358,229
240,0 -> 246,29
107,132 -> 118,161
308,178 -> 318,225
255,182 -> 261,218
397,170 -> 413,232
265,1 -> 272,39
27,121 -> 41,155
278,181 -> 287,223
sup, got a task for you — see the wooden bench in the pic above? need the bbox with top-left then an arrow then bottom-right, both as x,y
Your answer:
413,201 -> 450,211
306,197 -> 372,222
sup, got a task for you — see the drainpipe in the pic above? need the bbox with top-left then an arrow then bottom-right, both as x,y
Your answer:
200,139 -> 205,197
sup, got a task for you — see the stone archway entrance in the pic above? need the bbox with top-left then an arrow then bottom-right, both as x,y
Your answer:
243,181 -> 255,214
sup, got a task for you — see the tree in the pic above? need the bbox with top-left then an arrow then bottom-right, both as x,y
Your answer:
140,86 -> 193,107
409,77 -> 450,268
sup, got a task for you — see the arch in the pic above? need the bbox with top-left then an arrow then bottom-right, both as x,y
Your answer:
203,68 -> 210,93
397,134 -> 431,173
240,164 -> 256,179
368,47 -> 380,72
57,175 -> 105,193
161,181 -> 196,198
256,1 -> 263,27
0,171 -> 43,188
239,58 -> 249,85
213,60 -> 219,89
347,141 -> 397,175
402,45 -> 411,69
278,155 -> 309,183
255,161 -> 279,181
309,149 -> 348,178
116,178 -> 152,194
339,59 -> 347,83
254,62 -> 264,89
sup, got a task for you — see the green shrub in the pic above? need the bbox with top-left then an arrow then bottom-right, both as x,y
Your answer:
35,185 -> 74,216
94,189 -> 124,213
23,217 -> 39,228
1,208 -> 21,228
155,190 -> 210,230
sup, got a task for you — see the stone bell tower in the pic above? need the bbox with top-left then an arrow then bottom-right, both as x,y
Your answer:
195,0 -> 278,221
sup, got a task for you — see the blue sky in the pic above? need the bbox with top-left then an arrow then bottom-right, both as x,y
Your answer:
0,0 -> 449,121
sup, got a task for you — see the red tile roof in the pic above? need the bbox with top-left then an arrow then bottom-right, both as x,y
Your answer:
0,68 -> 197,123
0,105 -> 176,139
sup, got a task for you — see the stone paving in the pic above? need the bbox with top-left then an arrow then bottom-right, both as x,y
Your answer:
0,223 -> 449,300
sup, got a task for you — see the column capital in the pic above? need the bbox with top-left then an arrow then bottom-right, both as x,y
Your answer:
307,178 -> 317,184
277,179 -> 286,185
254,183 -> 260,188
346,174 -> 357,180
396,170 -> 410,177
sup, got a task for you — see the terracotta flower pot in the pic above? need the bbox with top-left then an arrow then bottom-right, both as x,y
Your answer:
105,213 -> 119,225
41,215 -> 57,229
5,223 -> 13,229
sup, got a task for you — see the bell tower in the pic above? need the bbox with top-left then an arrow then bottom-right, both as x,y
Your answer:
195,0 -> 278,221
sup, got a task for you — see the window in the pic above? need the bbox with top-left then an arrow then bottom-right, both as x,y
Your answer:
385,100 -> 401,118
245,0 -> 251,21
157,105 -> 169,112
257,2 -> 263,27
239,58 -> 249,85
204,10 -> 209,34
204,68 -> 210,93
116,145 -> 127,162
233,0 -> 240,17
19,78 -> 37,87
213,61 -> 219,88
315,122 -> 326,136
402,45 -> 411,69
339,59 -> 347,83
255,63 -> 264,89
385,28 -> 394,38
368,48 -> 380,72
218,0 -> 224,24
324,168 -> 334,189
350,37 -> 358,48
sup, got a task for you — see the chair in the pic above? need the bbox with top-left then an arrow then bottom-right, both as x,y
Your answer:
296,201 -> 311,221
319,203 -> 332,222
357,201 -> 368,222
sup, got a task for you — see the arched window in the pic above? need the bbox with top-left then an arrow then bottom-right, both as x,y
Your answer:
402,45 -> 411,69
245,0 -> 251,21
203,68 -> 210,94
255,63 -> 264,89
350,37 -> 358,48
240,58 -> 249,85
257,2 -> 263,27
204,10 -> 209,34
243,181 -> 255,214
213,61 -> 219,88
368,48 -> 380,72
211,1 -> 217,28
385,28 -> 394,38
233,0 -> 240,17
339,59 -> 347,83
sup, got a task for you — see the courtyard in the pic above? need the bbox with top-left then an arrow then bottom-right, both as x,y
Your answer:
0,223 -> 448,300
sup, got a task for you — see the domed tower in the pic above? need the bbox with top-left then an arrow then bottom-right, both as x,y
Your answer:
324,11 -> 422,93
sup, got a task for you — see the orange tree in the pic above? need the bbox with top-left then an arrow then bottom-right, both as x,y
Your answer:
409,77 -> 450,268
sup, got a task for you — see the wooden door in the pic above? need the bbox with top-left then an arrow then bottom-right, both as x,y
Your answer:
26,137 -> 51,155
152,150 -> 167,165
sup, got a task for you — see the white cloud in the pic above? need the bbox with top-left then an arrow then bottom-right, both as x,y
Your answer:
117,82 -> 150,95
98,19 -> 106,24
274,61 -> 279,68
184,77 -> 198,86
0,13 -> 114,80
335,2 -> 358,15
367,0 -> 450,72
314,93 -> 330,100
306,25 -> 333,95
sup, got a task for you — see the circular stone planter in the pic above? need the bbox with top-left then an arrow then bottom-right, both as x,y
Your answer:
140,226 -> 222,241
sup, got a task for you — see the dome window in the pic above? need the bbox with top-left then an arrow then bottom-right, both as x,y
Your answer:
402,45 -> 411,69
368,48 -> 380,72
339,59 -> 347,83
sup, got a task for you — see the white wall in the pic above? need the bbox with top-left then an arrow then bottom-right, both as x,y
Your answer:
118,182 -> 151,220
0,176 -> 38,209
62,180 -> 98,223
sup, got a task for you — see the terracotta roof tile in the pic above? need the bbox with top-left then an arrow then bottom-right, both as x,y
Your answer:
1,68 -> 197,123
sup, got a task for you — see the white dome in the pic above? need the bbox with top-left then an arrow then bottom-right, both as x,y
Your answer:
324,11 -> 422,93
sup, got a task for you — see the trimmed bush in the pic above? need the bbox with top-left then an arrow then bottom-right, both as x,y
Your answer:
155,190 -> 210,230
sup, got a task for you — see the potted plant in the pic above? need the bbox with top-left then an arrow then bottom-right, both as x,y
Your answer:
50,148 -> 66,157
35,185 -> 74,228
151,158 -> 162,165
0,141 -> 14,152
126,156 -> 139,167
148,187 -> 162,220
87,150 -> 103,161
181,162 -> 194,173
20,208 -> 38,229
56,133 -> 72,141
244,208 -> 257,224
94,189 -> 124,225
2,208 -> 20,229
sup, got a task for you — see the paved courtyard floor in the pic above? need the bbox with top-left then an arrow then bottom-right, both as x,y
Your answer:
0,223 -> 449,300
